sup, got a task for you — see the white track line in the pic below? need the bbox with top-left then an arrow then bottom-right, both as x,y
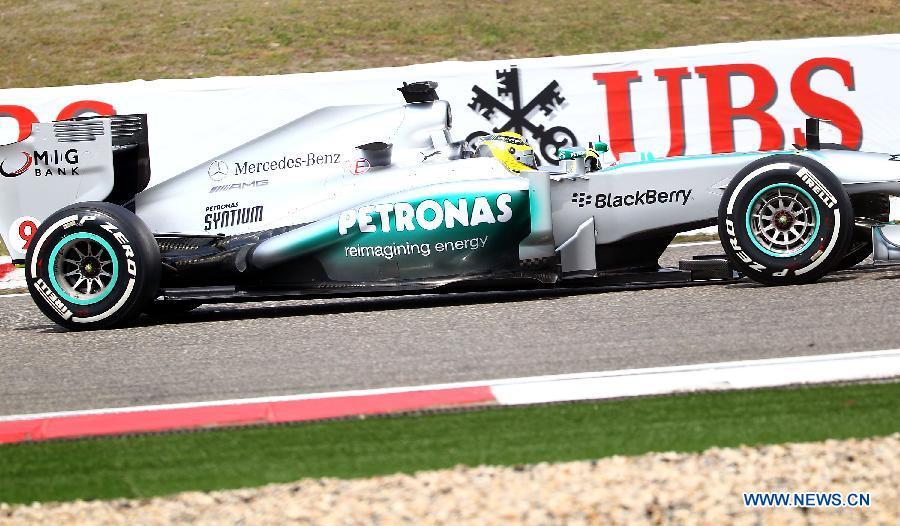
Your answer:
1,349 -> 897,423
490,349 -> 900,405
0,292 -> 29,298
0,379 -> 499,422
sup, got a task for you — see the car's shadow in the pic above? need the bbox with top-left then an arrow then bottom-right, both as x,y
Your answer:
13,283 -> 581,333
15,280 -> 678,333
21,266 -> 870,333
129,278 -> 727,329
724,272 -> 859,290
133,287 -> 608,328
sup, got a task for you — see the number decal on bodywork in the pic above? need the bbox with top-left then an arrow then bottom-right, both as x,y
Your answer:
8,216 -> 39,252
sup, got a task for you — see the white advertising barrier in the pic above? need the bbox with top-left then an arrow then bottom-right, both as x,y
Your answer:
1,34 -> 899,189
0,256 -> 25,290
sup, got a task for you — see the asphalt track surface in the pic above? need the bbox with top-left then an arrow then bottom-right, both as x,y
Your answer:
2,243 -> 899,417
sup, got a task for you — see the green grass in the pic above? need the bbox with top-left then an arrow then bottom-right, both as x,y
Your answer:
1,381 -> 897,504
1,1 -> 899,88
0,240 -> 6,257
673,232 -> 720,244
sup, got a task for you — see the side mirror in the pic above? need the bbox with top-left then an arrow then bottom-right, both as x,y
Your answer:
592,140 -> 609,153
805,118 -> 820,150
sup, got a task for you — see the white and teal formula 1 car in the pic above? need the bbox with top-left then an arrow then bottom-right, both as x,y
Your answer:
2,81 -> 899,330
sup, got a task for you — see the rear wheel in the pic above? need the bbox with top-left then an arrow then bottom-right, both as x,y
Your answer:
718,155 -> 854,285
26,202 -> 160,330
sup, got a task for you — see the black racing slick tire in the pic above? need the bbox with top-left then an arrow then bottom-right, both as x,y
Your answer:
717,155 -> 853,286
25,202 -> 161,330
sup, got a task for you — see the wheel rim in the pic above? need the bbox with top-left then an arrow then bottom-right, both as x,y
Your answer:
746,183 -> 820,258
48,233 -> 119,305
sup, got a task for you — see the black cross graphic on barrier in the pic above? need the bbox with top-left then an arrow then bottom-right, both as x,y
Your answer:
467,66 -> 577,164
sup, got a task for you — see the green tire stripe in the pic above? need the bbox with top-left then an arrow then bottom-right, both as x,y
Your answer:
745,183 -> 820,258
48,232 -> 120,306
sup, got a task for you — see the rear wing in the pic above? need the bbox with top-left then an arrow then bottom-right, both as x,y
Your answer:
0,114 -> 150,262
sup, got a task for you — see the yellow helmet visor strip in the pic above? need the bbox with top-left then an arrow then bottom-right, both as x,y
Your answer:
481,132 -> 537,173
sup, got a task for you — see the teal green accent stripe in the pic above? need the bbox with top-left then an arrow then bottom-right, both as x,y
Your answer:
284,217 -> 342,256
601,150 -> 796,172
745,183 -> 820,258
48,232 -> 119,306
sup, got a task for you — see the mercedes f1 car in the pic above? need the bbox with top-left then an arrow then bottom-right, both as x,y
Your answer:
3,81 -> 900,330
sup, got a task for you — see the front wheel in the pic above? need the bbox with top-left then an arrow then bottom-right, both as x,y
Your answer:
718,155 -> 853,285
25,202 -> 160,330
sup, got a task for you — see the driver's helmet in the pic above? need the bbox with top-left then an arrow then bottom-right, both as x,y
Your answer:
473,131 -> 538,173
